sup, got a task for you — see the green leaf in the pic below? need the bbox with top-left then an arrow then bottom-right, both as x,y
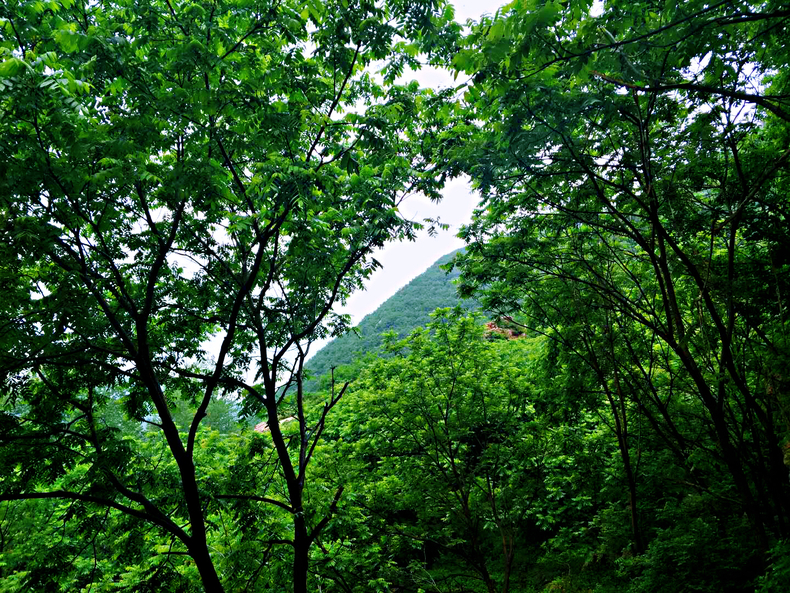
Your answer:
54,28 -> 80,53
0,57 -> 27,77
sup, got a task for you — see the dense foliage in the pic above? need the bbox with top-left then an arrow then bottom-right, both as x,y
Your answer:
2,0 -> 789,591
0,0 -> 457,591
448,0 -> 790,590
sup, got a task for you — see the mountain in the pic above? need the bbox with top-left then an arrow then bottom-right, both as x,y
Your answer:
304,249 -> 476,390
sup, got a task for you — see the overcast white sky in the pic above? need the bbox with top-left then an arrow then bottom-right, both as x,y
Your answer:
327,0 -> 505,333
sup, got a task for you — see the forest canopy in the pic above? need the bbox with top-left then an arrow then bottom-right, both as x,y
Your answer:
1,0 -> 789,592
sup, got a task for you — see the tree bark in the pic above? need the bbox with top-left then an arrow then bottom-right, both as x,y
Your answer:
190,542 -> 225,593
292,514 -> 310,593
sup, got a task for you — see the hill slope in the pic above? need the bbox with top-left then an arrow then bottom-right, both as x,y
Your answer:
304,249 -> 475,389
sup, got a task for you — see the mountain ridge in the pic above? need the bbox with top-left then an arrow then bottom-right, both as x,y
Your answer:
304,248 -> 475,390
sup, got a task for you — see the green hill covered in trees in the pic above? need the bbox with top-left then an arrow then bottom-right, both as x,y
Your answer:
304,249 -> 476,389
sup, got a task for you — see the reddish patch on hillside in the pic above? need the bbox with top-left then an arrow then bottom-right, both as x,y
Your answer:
484,317 -> 524,340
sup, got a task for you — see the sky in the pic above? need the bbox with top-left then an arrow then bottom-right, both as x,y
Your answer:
327,0 -> 505,332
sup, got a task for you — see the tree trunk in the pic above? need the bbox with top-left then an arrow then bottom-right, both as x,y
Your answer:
191,542 -> 225,593
589,328 -> 645,554
183,467 -> 225,593
607,389 -> 644,554
292,514 -> 310,593
679,345 -> 769,548
264,387 -> 310,593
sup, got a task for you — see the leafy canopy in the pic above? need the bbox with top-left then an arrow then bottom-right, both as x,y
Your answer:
0,0 -> 459,591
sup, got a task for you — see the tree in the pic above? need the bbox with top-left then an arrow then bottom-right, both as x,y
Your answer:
449,0 -> 790,553
0,0 -> 458,590
312,309 -> 604,593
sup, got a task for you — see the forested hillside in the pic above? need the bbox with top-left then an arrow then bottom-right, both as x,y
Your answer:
304,249 -> 476,389
2,0 -> 789,592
